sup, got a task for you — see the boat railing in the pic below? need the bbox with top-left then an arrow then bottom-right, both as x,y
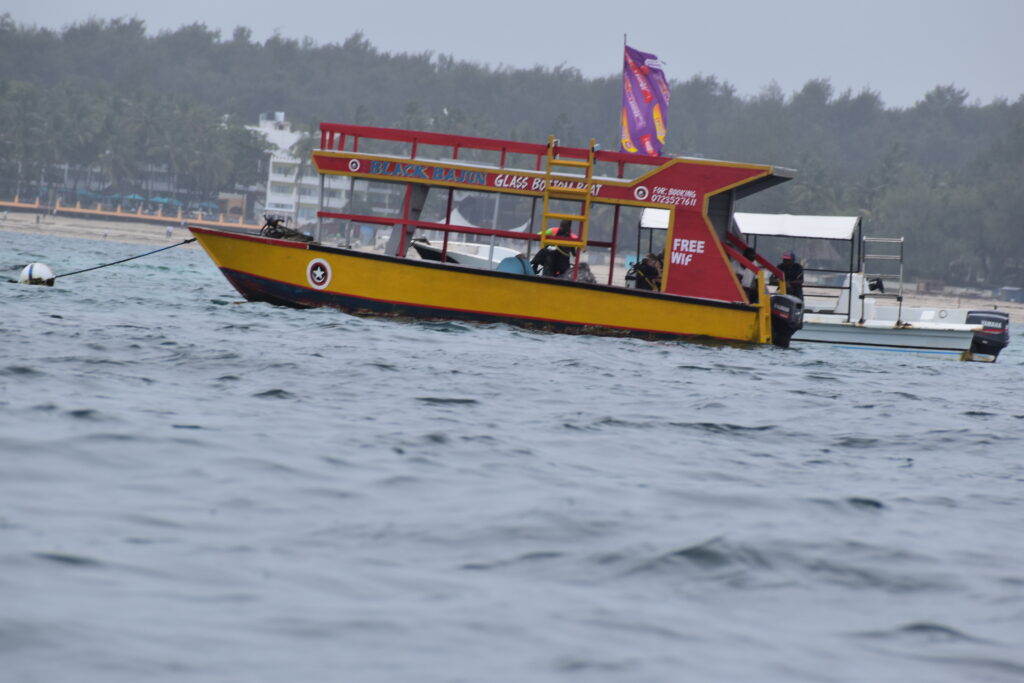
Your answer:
317,123 -> 671,182
312,123 -> 673,286
799,269 -> 852,316
725,231 -> 787,300
861,236 -> 905,323
311,122 -> 790,303
316,209 -> 615,250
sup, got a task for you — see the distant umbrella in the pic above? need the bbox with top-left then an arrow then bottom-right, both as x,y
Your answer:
124,194 -> 144,201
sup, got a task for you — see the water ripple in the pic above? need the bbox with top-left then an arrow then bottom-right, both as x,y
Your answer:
3,230 -> 1023,683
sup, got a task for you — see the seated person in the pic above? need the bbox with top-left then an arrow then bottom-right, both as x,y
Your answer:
530,245 -> 571,277
634,252 -> 663,290
531,219 -> 577,277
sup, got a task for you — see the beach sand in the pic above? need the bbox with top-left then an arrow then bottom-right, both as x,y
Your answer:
2,211 -> 202,247
3,211 -> 1021,319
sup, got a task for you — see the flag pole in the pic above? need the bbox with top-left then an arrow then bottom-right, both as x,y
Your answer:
620,34 -> 627,155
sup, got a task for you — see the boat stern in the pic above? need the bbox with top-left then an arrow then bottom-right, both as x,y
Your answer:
965,310 -> 1011,362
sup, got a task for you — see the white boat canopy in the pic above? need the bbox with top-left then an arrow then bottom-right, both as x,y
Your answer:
734,213 -> 861,241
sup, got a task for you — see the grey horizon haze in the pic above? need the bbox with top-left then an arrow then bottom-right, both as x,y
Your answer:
4,0 -> 1023,108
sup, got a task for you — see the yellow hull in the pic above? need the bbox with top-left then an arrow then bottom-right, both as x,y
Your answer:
191,227 -> 769,345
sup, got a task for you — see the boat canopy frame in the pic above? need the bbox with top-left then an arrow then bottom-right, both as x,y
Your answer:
314,124 -> 681,286
734,213 -> 908,323
310,122 -> 794,303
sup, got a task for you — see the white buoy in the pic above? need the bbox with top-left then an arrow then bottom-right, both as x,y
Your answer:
18,263 -> 56,286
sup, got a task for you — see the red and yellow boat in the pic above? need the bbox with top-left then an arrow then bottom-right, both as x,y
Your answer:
190,123 -> 803,347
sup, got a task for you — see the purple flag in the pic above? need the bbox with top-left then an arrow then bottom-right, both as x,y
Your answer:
620,45 -> 670,156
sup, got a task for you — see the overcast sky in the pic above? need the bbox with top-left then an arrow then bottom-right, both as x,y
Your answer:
6,0 -> 1023,108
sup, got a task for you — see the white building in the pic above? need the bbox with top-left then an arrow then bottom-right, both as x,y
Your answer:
250,112 -> 349,227
249,113 -> 472,241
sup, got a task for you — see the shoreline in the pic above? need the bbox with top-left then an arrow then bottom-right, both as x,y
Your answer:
2,211 -> 202,247
4,213 -> 1021,318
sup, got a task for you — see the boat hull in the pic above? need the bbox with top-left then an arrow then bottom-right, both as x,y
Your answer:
190,227 -> 770,345
791,317 -> 980,360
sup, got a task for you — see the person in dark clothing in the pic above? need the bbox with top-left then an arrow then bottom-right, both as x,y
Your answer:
531,219 -> 577,277
776,250 -> 804,300
634,252 -> 663,290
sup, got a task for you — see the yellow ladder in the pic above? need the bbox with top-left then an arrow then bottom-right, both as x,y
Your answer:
540,136 -> 595,253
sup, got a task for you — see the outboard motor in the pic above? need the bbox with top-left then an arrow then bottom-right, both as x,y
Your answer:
770,294 -> 804,348
966,310 -> 1010,361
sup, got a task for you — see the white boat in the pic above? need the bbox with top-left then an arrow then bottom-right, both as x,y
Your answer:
733,213 -> 1011,362
409,238 -> 526,271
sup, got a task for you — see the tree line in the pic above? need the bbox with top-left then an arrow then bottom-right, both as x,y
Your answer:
0,79 -> 269,206
1,14 -> 1022,286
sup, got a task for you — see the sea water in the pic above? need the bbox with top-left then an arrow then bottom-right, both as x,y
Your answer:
2,230 -> 1023,683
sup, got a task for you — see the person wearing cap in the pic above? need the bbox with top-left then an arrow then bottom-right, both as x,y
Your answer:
776,250 -> 804,300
